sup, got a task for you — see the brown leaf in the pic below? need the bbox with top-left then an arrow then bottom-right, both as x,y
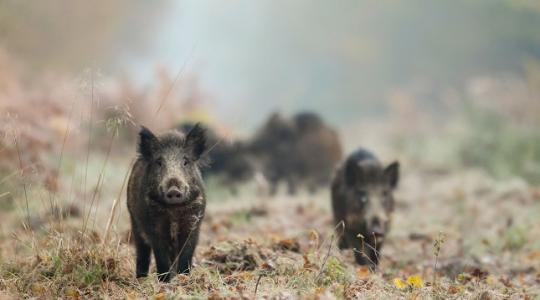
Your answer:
356,266 -> 370,279
470,267 -> 488,280
273,237 -> 301,252
303,254 -> 316,270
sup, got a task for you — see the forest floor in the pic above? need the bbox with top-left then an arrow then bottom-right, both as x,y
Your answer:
1,157 -> 539,299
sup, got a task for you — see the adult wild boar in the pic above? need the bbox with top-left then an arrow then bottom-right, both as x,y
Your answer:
331,149 -> 399,268
292,112 -> 343,193
249,111 -> 342,195
249,112 -> 298,195
127,124 -> 207,282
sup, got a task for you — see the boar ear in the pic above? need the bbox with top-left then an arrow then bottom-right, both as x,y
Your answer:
138,126 -> 159,160
384,161 -> 399,189
184,123 -> 207,160
345,161 -> 361,187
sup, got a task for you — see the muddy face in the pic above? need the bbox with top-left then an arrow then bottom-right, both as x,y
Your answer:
345,159 -> 399,240
138,125 -> 207,205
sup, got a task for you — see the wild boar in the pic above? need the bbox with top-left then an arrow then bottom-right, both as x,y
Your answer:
249,112 -> 298,195
331,149 -> 399,268
127,124 -> 207,282
292,112 -> 343,193
249,111 -> 342,195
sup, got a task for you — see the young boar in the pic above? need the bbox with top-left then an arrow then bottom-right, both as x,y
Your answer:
331,149 -> 399,268
127,124 -> 207,282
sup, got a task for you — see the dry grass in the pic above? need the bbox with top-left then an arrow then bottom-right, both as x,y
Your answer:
1,167 -> 539,299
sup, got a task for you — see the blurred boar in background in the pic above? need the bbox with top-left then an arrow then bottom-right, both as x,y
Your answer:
249,113 -> 298,195
177,122 -> 253,193
292,112 -> 343,193
331,149 -> 399,268
127,125 -> 207,282
250,111 -> 343,195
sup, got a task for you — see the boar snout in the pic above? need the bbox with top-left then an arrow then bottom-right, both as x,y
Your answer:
162,178 -> 190,204
166,186 -> 183,202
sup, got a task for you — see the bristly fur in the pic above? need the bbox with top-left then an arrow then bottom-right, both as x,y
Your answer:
138,124 -> 211,169
128,125 -> 208,282
184,123 -> 206,159
331,148 -> 399,268
138,126 -> 159,160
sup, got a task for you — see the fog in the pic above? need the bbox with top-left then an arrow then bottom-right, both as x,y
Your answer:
3,0 -> 540,127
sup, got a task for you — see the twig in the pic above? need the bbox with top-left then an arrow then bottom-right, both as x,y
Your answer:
82,69 -> 95,232
14,137 -> 30,228
102,159 -> 134,245
254,273 -> 264,298
153,46 -> 196,118
315,233 -> 335,282
82,128 -> 116,235
168,219 -> 200,277
49,98 -> 75,222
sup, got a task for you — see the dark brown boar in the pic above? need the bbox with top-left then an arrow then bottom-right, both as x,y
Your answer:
249,111 -> 343,195
127,124 -> 207,282
331,148 -> 399,268
292,112 -> 343,193
249,112 -> 299,195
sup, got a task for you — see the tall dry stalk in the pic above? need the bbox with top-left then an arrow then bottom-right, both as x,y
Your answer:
102,158 -> 133,246
14,136 -> 30,228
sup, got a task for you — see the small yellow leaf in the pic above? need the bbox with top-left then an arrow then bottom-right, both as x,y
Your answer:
407,275 -> 424,288
393,278 -> 408,290
486,275 -> 498,286
152,293 -> 166,300
64,287 -> 81,300
31,283 -> 46,296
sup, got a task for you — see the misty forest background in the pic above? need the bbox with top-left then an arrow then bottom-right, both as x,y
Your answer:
1,0 -> 540,298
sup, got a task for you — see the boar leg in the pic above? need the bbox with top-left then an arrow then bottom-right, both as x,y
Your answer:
286,177 -> 297,195
269,181 -> 278,196
175,235 -> 198,274
151,239 -> 172,282
176,245 -> 195,275
133,230 -> 151,278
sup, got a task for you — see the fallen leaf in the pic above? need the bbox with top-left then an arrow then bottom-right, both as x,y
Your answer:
273,237 -> 301,252
470,267 -> 488,280
356,266 -> 370,279
303,254 -> 316,270
407,275 -> 424,288
526,251 -> 540,260
64,287 -> 81,300
447,285 -> 462,294
31,283 -> 46,296
486,275 -> 498,286
393,278 -> 408,290
152,293 -> 166,300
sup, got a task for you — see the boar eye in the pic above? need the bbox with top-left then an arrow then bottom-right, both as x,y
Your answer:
355,190 -> 367,202
183,156 -> 190,166
155,157 -> 164,167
